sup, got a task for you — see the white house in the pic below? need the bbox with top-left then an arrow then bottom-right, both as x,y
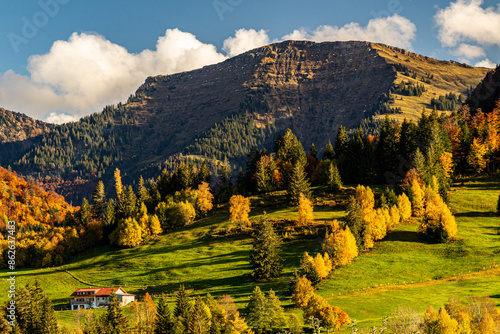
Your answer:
70,287 -> 135,310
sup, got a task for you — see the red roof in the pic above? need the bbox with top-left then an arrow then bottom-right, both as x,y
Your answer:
71,287 -> 132,297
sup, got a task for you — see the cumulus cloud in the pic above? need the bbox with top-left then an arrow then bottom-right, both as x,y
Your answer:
435,0 -> 500,47
453,43 -> 486,59
222,29 -> 270,57
475,58 -> 497,68
282,14 -> 416,49
0,29 -> 226,123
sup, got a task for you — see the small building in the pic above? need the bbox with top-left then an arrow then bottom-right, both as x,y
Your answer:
70,287 -> 135,310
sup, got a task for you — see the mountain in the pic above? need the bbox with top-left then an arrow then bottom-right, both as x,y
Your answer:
0,40 -> 490,202
465,64 -> 500,115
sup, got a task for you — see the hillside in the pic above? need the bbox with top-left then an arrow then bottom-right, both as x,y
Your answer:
0,40 -> 490,202
1,178 -> 498,329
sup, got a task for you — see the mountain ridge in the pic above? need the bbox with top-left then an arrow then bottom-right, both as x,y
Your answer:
0,40 -> 491,202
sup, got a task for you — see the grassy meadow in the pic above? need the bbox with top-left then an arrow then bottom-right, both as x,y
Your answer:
1,177 -> 499,330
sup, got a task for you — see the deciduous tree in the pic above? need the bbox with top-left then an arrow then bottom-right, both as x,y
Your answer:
229,195 -> 251,230
298,193 -> 314,226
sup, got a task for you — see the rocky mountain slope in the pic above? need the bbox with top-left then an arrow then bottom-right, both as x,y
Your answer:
0,40 -> 490,202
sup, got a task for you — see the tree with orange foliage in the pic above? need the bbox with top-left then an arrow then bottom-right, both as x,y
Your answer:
467,137 -> 489,173
229,195 -> 251,230
195,182 -> 214,216
297,193 -> 314,226
439,152 -> 454,178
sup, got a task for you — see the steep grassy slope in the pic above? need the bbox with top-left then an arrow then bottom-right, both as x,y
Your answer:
1,177 -> 498,329
373,43 -> 490,122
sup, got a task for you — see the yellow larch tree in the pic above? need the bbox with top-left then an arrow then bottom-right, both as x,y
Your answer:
388,205 -> 400,231
437,307 -> 458,334
229,195 -> 251,230
196,182 -> 214,216
322,222 -> 358,267
418,188 -> 457,242
439,152 -> 454,178
148,214 -> 163,236
114,168 -> 123,200
291,276 -> 315,307
297,193 -> 314,226
467,137 -> 489,173
355,185 -> 375,211
410,178 -> 424,217
397,193 -> 412,222
313,253 -> 329,279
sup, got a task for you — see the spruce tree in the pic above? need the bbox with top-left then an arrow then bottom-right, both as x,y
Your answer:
106,291 -> 126,334
189,296 -> 211,334
310,144 -> 317,159
174,285 -> 191,329
157,168 -> 171,199
91,180 -> 106,219
323,140 -> 335,161
155,294 -> 174,334
255,157 -> 270,194
250,215 -> 283,281
327,163 -> 342,193
40,296 -> 59,334
287,163 -> 311,205
137,175 -> 149,204
246,286 -> 267,332
334,125 -> 349,158
265,289 -> 287,330
275,129 -> 306,166
345,196 -> 364,249
197,160 -> 212,185
78,198 -> 91,226
117,185 -> 137,220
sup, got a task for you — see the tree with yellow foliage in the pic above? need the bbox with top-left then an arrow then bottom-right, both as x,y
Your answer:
110,217 -> 143,247
397,193 -> 412,222
114,168 -> 123,200
322,222 -> 358,267
409,178 -> 424,217
437,307 -> 458,334
477,307 -> 496,334
418,188 -> 457,243
388,205 -> 400,231
355,185 -> 375,211
291,277 -> 315,307
148,214 -> 162,236
195,182 -> 214,216
467,137 -> 489,173
313,253 -> 330,279
229,195 -> 251,230
297,193 -> 314,226
300,252 -> 321,286
439,152 -> 454,178
303,293 -> 350,331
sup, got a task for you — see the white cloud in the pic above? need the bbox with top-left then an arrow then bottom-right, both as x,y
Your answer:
475,58 -> 497,68
222,29 -> 270,57
453,43 -> 486,59
0,29 -> 226,123
435,0 -> 500,47
282,14 -> 416,49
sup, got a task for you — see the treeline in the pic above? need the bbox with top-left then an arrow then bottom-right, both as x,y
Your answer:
431,93 -> 464,111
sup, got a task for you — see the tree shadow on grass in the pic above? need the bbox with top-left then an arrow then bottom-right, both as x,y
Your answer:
454,211 -> 497,218
383,230 -> 422,243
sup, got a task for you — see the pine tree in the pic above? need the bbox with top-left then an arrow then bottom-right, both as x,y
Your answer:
265,289 -> 287,330
255,156 -> 271,194
91,180 -> 106,219
334,125 -> 349,158
117,185 -> 137,220
345,196 -> 364,249
78,198 -> 91,226
189,296 -> 211,334
197,160 -> 212,185
299,252 -> 321,286
155,294 -> 174,334
287,163 -> 311,205
106,291 -> 126,334
310,144 -> 317,159
174,285 -> 191,329
323,140 -> 335,161
297,193 -> 314,226
276,129 -> 306,166
157,169 -> 171,199
137,176 -> 150,204
250,215 -> 283,281
327,162 -> 342,193
220,157 -> 232,190
246,286 -> 267,332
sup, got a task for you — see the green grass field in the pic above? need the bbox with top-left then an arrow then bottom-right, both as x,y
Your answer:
1,177 -> 499,330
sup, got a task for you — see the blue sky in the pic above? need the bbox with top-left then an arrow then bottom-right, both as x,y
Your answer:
0,0 -> 499,122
